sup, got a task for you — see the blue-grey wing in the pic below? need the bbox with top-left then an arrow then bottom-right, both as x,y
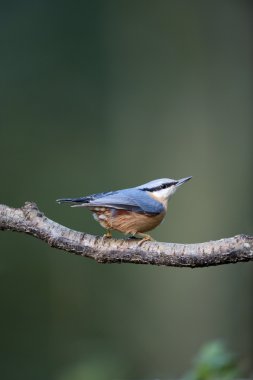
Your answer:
80,189 -> 164,215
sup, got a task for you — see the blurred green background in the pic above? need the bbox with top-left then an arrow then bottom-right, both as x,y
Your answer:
0,1 -> 252,379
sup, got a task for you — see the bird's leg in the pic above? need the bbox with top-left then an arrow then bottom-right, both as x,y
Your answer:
103,230 -> 112,238
134,233 -> 155,245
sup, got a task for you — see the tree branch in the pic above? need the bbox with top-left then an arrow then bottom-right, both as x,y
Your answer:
0,202 -> 252,268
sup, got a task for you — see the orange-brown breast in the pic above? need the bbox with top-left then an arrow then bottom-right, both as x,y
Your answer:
89,207 -> 165,234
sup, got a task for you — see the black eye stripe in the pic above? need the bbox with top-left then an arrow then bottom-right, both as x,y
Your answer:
141,182 -> 177,192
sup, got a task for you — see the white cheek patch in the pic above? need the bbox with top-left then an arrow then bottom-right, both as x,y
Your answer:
152,186 -> 177,201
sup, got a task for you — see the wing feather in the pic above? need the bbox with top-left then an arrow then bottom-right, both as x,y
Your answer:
71,189 -> 164,215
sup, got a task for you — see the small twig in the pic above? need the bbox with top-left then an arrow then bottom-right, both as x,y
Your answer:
0,202 -> 252,268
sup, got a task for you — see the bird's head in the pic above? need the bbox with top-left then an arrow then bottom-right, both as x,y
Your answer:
138,176 -> 192,204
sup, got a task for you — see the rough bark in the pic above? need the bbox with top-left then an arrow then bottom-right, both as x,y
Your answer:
0,202 -> 252,268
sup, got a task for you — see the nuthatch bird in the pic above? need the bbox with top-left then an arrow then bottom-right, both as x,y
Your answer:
57,177 -> 192,242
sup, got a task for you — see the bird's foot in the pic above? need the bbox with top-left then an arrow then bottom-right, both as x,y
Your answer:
135,233 -> 155,246
103,230 -> 112,239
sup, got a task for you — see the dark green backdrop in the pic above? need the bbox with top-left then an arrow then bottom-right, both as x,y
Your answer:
1,1 -> 252,379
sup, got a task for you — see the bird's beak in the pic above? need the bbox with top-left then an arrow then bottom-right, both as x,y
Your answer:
176,176 -> 192,187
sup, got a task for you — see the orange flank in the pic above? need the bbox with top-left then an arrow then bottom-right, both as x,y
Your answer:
90,207 -> 165,235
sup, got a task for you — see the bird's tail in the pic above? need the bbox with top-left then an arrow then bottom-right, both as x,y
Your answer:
56,197 -> 88,205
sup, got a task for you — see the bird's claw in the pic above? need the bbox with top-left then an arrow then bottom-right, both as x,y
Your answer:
103,231 -> 112,239
136,234 -> 154,246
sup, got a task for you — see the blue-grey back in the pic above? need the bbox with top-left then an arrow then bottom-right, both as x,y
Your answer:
87,188 -> 164,215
